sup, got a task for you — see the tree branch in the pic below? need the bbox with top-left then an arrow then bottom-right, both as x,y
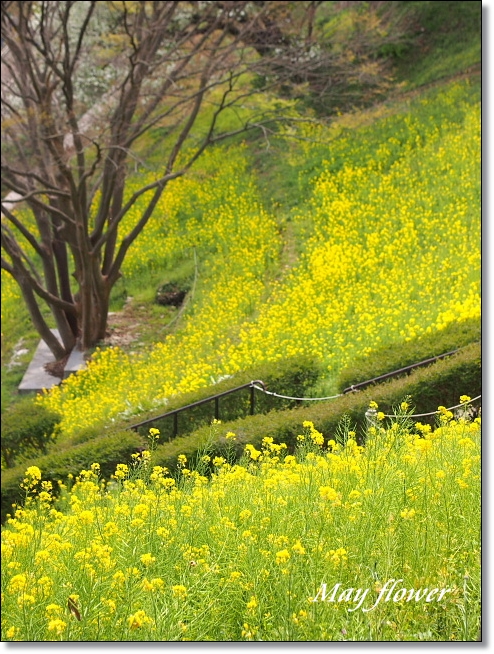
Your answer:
0,204 -> 45,258
1,226 -> 76,314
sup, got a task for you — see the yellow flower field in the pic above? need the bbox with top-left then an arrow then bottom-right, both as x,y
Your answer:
36,82 -> 479,435
1,407 -> 480,641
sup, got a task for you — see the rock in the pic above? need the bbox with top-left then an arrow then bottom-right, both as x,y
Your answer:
155,282 -> 188,307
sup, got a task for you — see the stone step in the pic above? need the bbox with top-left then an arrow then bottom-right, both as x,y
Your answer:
63,346 -> 86,379
18,329 -> 87,394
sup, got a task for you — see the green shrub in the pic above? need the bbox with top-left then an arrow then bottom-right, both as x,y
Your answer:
2,343 -> 480,522
151,342 -> 480,472
124,355 -> 322,440
1,430 -> 143,522
336,318 -> 480,392
0,356 -> 320,521
1,397 -> 61,468
62,424 -> 109,446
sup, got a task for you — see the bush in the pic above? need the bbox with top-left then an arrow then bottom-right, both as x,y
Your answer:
151,342 -> 481,472
1,397 -> 61,468
2,343 -> 479,522
124,355 -> 322,441
62,424 -> 109,447
1,430 -> 143,522
336,318 -> 480,392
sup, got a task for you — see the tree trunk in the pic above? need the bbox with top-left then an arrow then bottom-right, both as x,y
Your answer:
17,272 -> 68,361
76,258 -> 112,352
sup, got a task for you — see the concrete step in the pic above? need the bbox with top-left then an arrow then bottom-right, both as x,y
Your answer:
18,329 -> 87,394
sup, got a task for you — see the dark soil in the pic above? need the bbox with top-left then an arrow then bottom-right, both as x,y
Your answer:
44,354 -> 69,379
155,282 -> 188,307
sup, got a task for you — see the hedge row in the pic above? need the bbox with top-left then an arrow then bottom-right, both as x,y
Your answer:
1,397 -> 61,468
1,343 -> 480,521
336,317 -> 480,392
54,356 -> 322,446
119,354 -> 322,441
60,355 -> 322,447
150,342 -> 481,472
1,430 -> 143,523
1,355 -> 321,521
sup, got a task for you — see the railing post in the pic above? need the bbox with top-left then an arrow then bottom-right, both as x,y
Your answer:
365,407 -> 377,430
127,380 -> 265,434
250,384 -> 255,415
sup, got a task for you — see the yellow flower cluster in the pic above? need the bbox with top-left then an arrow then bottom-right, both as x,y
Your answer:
1,409 -> 480,641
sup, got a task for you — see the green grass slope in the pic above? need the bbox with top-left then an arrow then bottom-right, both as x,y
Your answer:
1,2 -> 480,436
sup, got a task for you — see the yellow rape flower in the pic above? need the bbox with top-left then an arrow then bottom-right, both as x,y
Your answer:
25,466 -> 42,480
319,486 -> 339,502
246,596 -> 258,612
172,585 -> 187,600
7,562 -> 21,570
79,510 -> 94,525
150,577 -> 165,591
18,594 -> 36,608
326,548 -> 348,566
275,549 -> 290,565
47,619 -> 67,636
140,553 -> 156,566
46,604 -> 63,614
310,429 -> 324,446
101,597 -> 117,613
245,444 -> 262,461
128,610 -> 153,629
113,464 -> 129,480
112,570 -> 126,585
6,626 -> 19,639
104,521 -> 119,536
8,574 -> 27,593
241,623 -> 257,640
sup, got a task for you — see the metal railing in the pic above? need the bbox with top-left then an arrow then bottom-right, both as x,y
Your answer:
341,348 -> 461,395
127,343 -> 477,438
128,380 -> 266,437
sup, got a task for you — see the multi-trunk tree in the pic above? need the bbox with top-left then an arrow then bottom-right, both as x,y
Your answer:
1,0 -> 400,360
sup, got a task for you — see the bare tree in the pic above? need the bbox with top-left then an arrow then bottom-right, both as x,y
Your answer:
1,0 -> 398,360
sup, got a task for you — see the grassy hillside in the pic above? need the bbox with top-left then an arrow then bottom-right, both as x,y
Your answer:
0,4 -> 481,643
391,1 -> 481,88
27,78 -> 479,436
1,1 -> 480,433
